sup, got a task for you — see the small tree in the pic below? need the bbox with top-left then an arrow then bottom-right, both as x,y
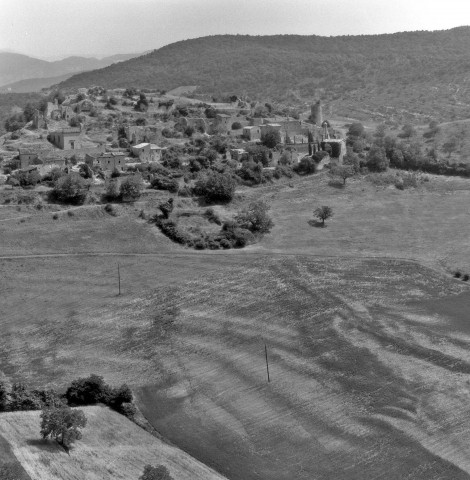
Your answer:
158,198 -> 174,219
40,406 -> 87,450
314,206 -> 333,226
139,464 -> 174,480
331,165 -> 354,185
235,200 -> 273,234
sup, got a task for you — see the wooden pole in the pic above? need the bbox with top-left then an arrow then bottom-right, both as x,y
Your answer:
265,344 -> 270,383
118,263 -> 121,296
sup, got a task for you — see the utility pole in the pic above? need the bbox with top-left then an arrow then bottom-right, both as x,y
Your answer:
265,344 -> 270,383
118,263 -> 121,296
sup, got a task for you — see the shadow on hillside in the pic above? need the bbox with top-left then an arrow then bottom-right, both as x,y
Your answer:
308,220 -> 326,228
328,180 -> 345,189
25,438 -> 62,452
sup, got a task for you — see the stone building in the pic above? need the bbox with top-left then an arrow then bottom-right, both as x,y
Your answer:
48,128 -> 81,150
86,152 -> 126,171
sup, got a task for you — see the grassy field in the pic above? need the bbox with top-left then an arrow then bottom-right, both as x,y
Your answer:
2,173 -> 470,478
0,407 -> 227,480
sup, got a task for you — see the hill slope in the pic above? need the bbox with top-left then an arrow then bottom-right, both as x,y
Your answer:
58,27 -> 470,121
0,52 -> 143,89
0,407 -> 227,480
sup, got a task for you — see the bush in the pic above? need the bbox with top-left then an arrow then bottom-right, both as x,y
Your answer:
194,172 -> 236,203
221,221 -> 255,248
293,157 -> 317,175
106,179 -> 120,201
232,122 -> 242,130
151,175 -> 179,193
117,402 -> 136,419
104,203 -> 117,216
235,200 -> 273,234
157,218 -> 193,245
204,207 -> 222,225
454,271 -> 462,278
463,274 -> 469,282
120,175 -> 143,200
139,464 -> 174,480
52,173 -> 89,205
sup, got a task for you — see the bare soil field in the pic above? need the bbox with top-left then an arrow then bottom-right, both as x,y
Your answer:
0,407 -> 227,480
2,174 -> 470,479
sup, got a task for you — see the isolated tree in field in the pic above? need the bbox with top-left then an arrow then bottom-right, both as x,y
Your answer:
314,206 -> 333,226
139,464 -> 174,480
331,164 -> 354,185
40,407 -> 87,450
347,122 -> 365,138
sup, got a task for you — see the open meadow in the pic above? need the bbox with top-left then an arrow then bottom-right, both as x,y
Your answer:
2,172 -> 470,478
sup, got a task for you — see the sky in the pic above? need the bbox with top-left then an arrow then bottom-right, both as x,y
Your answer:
1,0 -> 470,59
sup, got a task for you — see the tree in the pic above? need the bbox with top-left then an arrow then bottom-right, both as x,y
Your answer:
347,122 -> 365,138
294,156 -> 316,175
158,198 -> 174,219
245,145 -> 269,166
52,173 -> 89,205
398,124 -> 416,139
235,200 -> 273,234
194,172 -> 236,203
261,128 -> 281,149
0,381 -> 9,411
313,206 -> 333,226
331,165 -> 354,185
442,137 -> 458,158
139,464 -> 174,480
40,406 -> 87,449
366,145 -> 389,172
120,175 -> 143,200
65,374 -> 110,406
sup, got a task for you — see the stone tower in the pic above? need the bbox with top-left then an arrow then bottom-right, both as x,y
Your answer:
310,100 -> 323,125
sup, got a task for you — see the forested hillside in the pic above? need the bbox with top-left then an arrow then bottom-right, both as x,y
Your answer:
58,27 -> 470,121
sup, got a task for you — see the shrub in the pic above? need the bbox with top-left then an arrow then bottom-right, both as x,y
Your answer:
221,221 -> 255,248
463,274 -> 469,282
52,173 -> 89,205
67,210 -> 75,217
120,175 -> 143,200
104,203 -> 117,216
106,179 -> 121,200
117,402 -> 136,419
236,200 -> 273,234
151,175 -> 179,193
232,122 -> 242,130
157,218 -> 193,245
139,464 -> 174,480
52,213 -> 59,220
293,157 -> 317,175
194,172 -> 236,203
454,271 -> 462,278
204,207 -> 222,225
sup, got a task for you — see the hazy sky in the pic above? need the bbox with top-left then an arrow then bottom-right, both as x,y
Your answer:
1,0 -> 470,59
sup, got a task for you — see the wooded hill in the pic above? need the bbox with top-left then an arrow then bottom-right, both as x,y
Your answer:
57,27 -> 470,122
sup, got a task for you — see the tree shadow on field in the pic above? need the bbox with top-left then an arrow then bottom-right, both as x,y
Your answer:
25,438 -> 62,453
308,219 -> 326,228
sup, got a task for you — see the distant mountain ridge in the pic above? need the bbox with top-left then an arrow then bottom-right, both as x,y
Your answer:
57,27 -> 470,121
0,52 -> 144,90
